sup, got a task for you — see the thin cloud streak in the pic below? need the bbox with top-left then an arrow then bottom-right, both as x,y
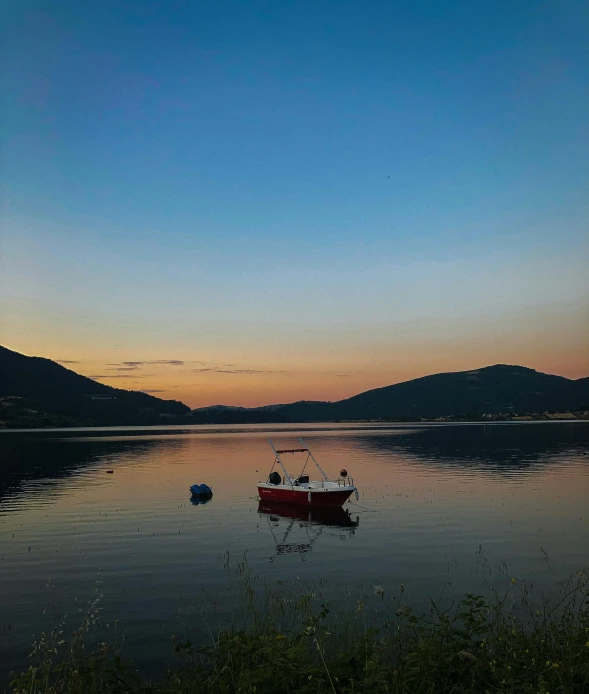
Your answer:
193,367 -> 286,374
123,359 -> 186,366
104,359 -> 201,369
90,374 -> 150,379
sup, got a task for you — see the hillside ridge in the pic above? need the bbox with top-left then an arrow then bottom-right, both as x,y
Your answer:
1,345 -> 587,427
0,345 -> 189,427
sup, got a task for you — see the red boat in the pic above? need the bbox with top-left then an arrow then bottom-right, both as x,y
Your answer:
257,438 -> 359,508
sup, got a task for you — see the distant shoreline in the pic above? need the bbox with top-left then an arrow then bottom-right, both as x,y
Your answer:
1,412 -> 588,432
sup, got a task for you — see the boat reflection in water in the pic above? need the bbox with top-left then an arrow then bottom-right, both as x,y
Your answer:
258,500 -> 359,560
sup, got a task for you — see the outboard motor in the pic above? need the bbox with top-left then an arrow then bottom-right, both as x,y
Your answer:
268,471 -> 281,485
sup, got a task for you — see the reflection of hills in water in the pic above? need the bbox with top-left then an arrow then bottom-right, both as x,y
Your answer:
258,501 -> 359,560
356,423 -> 589,475
0,433 -> 180,510
2,423 -> 588,509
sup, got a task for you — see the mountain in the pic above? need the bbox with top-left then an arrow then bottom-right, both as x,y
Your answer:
0,345 -> 190,427
190,365 -> 589,423
1,346 -> 587,427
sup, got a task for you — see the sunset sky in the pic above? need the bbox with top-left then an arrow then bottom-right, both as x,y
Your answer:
1,0 -> 588,408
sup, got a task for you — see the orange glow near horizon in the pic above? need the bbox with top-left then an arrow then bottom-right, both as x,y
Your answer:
3,288 -> 587,409
6,331 -> 588,409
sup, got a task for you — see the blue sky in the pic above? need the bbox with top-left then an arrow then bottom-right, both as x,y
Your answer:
1,0 -> 587,406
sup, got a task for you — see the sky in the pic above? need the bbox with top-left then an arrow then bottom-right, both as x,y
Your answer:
1,0 -> 588,408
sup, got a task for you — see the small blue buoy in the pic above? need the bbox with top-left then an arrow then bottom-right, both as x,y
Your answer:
189,483 -> 213,498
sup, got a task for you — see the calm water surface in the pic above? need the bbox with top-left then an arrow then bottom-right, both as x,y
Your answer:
1,422 -> 588,680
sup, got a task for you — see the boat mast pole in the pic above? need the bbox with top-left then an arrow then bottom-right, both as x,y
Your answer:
268,439 -> 294,489
298,437 -> 329,480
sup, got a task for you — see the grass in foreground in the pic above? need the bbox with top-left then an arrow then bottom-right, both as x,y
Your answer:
8,565 -> 589,693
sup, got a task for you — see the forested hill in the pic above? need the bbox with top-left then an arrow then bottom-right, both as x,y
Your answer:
0,345 -> 190,427
191,365 -> 589,423
317,364 -> 588,420
1,346 -> 587,427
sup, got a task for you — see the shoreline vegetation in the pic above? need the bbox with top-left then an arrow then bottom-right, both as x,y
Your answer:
7,563 -> 589,693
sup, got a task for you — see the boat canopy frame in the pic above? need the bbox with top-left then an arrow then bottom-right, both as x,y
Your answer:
267,437 -> 330,488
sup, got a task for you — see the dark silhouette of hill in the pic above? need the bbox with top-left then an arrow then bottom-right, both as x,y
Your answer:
188,406 -> 289,424
318,364 -> 589,420
1,346 -> 587,426
191,365 -> 588,423
0,345 -> 190,427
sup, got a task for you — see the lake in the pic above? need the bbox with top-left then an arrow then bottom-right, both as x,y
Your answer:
1,421 -> 588,682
